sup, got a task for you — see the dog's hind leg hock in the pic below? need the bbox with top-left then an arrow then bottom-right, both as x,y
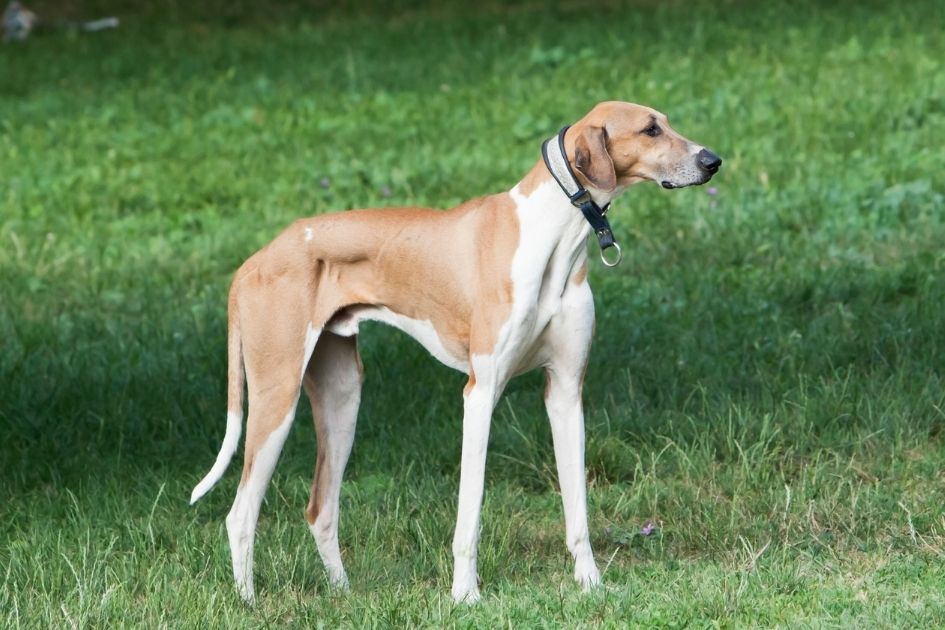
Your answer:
302,332 -> 362,589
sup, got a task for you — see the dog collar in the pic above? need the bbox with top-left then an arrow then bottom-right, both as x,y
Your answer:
541,125 -> 622,267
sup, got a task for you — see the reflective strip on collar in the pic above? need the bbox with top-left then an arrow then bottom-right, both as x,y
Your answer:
541,125 -> 583,200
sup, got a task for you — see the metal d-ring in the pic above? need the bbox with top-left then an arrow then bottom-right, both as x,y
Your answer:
600,242 -> 623,267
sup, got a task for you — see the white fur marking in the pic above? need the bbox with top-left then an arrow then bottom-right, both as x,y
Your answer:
226,406 -> 298,602
328,306 -> 469,372
304,227 -> 314,242
506,181 -> 590,360
301,324 -> 320,378
190,410 -> 243,504
309,520 -> 349,587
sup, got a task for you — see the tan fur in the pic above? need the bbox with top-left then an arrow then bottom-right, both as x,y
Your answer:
306,442 -> 329,525
566,101 -> 696,189
234,193 -> 519,470
226,281 -> 244,417
517,160 -> 551,198
572,262 -> 588,286
303,369 -> 329,526
464,373 -> 477,397
573,126 -> 616,192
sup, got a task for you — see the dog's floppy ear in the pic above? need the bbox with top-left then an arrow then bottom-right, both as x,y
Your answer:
573,126 -> 616,192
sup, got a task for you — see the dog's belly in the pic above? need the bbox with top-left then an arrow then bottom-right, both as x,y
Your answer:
325,304 -> 471,373
321,265 -> 579,380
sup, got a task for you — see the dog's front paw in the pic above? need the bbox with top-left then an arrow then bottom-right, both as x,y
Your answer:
236,580 -> 256,605
574,556 -> 601,592
451,559 -> 481,604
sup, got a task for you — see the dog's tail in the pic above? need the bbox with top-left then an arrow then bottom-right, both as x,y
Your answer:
190,279 -> 244,505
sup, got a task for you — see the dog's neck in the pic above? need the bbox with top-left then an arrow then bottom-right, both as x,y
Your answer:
516,159 -> 619,207
506,160 -> 612,288
510,159 -> 621,260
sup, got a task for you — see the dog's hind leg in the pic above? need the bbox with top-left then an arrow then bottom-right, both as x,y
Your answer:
226,310 -> 321,603
301,332 -> 363,589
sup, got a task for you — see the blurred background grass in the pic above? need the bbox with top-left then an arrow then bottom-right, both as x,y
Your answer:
2,0 -> 945,626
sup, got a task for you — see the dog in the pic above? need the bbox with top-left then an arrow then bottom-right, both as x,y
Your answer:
190,101 -> 721,603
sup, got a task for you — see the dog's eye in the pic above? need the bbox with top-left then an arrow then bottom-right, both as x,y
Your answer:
643,124 -> 662,137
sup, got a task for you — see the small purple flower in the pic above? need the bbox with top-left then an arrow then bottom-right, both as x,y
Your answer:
641,522 -> 656,536
380,185 -> 392,198
706,186 -> 718,197
319,176 -> 331,189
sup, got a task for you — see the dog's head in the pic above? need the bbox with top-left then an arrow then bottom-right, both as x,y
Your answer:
565,101 -> 721,196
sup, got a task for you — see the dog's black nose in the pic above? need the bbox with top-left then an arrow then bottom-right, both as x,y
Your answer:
697,149 -> 722,174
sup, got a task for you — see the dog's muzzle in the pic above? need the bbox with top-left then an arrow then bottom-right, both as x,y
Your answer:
659,147 -> 723,189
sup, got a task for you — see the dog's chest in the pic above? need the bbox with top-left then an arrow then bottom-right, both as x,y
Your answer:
498,185 -> 591,370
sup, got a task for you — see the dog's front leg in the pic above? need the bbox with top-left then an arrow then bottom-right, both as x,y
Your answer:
451,368 -> 503,603
544,278 -> 600,591
545,365 -> 601,591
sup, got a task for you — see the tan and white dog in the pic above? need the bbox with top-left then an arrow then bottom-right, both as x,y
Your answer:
190,101 -> 721,603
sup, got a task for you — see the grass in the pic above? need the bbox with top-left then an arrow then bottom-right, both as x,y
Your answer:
3,0 -> 945,626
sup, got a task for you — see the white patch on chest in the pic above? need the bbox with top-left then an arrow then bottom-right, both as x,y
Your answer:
491,181 -> 590,371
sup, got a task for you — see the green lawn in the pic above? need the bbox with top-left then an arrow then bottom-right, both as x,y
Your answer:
3,0 -> 945,626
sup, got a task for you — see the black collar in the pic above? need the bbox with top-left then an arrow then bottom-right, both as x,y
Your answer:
541,125 -> 622,267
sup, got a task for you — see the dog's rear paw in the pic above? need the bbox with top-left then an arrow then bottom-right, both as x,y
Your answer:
236,583 -> 256,605
452,585 -> 481,604
328,572 -> 350,591
575,558 -> 601,592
